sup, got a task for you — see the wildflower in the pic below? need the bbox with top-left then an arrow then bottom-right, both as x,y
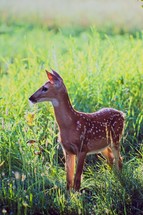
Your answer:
21,174 -> 26,182
25,112 -> 35,126
14,171 -> 20,180
2,209 -> 7,214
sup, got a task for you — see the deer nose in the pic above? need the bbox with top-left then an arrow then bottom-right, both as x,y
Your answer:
29,96 -> 37,104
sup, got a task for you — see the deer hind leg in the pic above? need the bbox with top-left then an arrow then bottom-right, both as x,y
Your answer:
110,128 -> 123,170
110,114 -> 124,170
64,152 -> 75,190
101,147 -> 114,167
110,142 -> 123,170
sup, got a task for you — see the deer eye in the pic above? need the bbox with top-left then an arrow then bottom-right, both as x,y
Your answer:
42,86 -> 48,92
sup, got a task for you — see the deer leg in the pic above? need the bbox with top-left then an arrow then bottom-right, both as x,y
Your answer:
65,152 -> 75,190
74,152 -> 86,191
110,121 -> 124,170
111,143 -> 122,170
101,147 -> 114,167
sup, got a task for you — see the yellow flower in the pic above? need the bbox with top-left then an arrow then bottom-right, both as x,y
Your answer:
25,112 -> 35,126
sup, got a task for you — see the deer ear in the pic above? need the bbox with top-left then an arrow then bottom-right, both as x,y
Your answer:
46,70 -> 54,84
51,69 -> 63,82
45,70 -> 61,86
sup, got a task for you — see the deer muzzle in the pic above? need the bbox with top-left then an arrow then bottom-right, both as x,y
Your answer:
29,96 -> 37,104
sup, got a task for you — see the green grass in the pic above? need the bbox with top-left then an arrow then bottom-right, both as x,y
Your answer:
0,20 -> 143,214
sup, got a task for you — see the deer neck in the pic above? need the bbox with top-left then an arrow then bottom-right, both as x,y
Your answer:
52,90 -> 76,128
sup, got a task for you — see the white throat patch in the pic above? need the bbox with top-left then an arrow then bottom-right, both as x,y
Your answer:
51,99 -> 59,107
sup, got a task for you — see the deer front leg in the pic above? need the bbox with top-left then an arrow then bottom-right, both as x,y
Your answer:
74,152 -> 86,191
65,151 -> 75,190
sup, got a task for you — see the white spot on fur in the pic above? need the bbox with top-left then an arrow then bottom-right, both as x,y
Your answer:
51,99 -> 59,107
29,100 -> 34,107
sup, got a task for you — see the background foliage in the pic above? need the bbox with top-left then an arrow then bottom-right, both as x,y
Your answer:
0,18 -> 143,214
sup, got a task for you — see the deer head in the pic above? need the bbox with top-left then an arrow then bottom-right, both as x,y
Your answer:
29,70 -> 63,106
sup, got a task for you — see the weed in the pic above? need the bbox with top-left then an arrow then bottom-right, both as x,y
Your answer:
0,20 -> 143,214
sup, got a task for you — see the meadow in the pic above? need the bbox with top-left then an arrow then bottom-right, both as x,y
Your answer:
0,19 -> 143,215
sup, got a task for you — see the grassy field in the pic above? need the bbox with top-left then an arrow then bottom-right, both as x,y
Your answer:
0,19 -> 143,215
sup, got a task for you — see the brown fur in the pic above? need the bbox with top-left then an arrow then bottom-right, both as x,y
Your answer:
29,70 -> 125,191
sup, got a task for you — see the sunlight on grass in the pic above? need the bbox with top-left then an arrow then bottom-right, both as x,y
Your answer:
0,20 -> 143,214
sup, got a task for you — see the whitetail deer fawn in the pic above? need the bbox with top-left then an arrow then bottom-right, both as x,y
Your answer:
29,70 -> 125,191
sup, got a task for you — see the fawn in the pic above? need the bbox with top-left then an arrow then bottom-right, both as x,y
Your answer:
29,70 -> 125,191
